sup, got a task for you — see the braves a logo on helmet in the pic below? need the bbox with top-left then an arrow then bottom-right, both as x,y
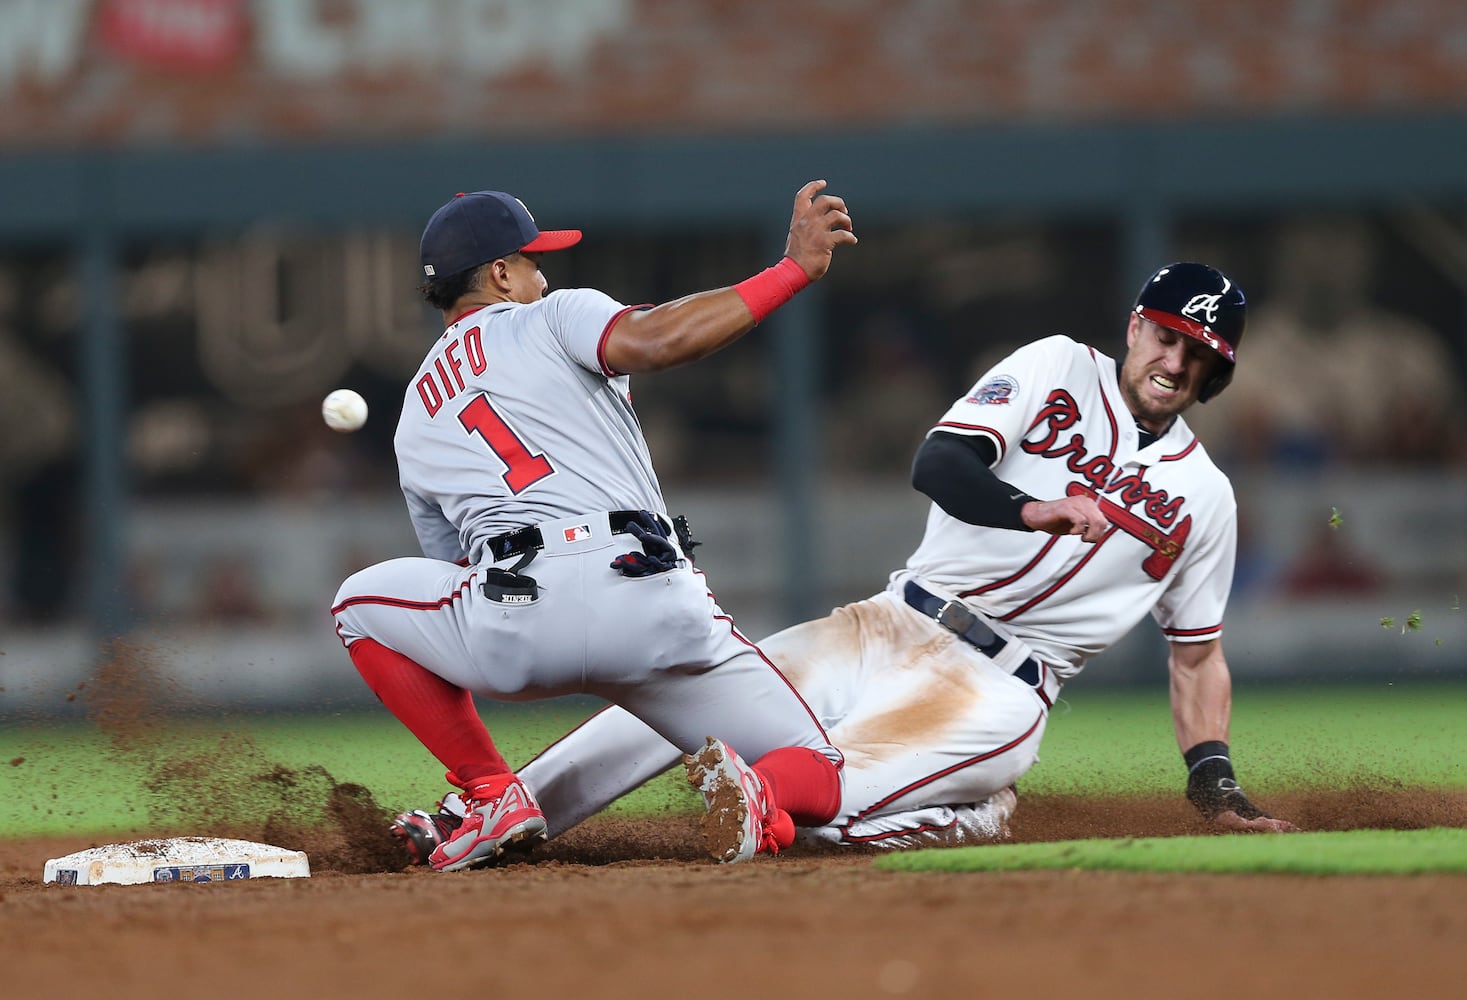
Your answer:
1181,294 -> 1222,325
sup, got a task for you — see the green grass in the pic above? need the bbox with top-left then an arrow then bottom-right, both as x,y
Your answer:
0,700 -> 693,838
874,827 -> 1467,875
1028,681 -> 1467,794
1,682 -> 1462,839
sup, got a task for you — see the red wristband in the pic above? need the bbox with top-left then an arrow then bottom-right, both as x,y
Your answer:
733,257 -> 811,325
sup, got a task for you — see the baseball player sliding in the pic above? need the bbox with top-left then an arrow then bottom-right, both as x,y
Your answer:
393,261 -> 1297,862
333,181 -> 858,870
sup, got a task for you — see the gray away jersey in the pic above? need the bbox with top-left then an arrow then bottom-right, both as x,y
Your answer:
394,288 -> 665,564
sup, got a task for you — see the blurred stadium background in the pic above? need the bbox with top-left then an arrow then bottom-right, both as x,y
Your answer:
2,0 -> 1464,717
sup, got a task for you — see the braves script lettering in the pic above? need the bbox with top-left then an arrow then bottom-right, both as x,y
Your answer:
1020,389 -> 1184,528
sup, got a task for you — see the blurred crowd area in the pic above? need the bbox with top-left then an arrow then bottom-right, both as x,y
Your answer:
6,0 -> 1467,142
3,207 -> 1465,625
2,1 -> 1466,632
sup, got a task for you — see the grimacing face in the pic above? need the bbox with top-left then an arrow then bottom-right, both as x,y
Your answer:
1119,314 -> 1220,433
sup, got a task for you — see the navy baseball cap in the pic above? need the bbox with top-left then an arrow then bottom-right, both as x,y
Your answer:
419,191 -> 582,279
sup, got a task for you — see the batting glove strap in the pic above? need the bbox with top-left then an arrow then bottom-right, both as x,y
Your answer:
1183,741 -> 1270,821
609,521 -> 682,577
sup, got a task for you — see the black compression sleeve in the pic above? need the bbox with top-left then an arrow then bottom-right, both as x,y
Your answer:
910,431 -> 1037,531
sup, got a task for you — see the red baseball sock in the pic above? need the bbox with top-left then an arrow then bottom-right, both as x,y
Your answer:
347,638 -> 509,787
752,746 -> 841,826
459,771 -> 517,798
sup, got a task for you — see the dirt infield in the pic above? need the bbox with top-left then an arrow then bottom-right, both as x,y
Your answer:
4,788 -> 1465,1000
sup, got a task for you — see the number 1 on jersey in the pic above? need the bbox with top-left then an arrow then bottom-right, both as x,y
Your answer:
458,394 -> 554,493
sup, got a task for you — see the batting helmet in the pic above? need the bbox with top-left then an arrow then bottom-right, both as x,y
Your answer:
1132,262 -> 1246,402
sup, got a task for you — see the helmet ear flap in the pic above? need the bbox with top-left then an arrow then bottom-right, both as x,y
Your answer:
1198,361 -> 1235,403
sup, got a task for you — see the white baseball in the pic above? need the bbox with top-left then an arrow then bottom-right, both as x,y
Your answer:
322,388 -> 368,433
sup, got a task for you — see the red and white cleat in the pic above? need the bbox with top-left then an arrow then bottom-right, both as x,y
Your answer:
427,776 -> 548,872
684,738 -> 794,863
389,792 -> 467,867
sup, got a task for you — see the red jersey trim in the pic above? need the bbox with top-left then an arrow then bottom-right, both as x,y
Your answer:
596,303 -> 653,377
999,528 -> 1117,621
962,536 -> 1059,597
935,422 -> 1007,460
1087,346 -> 1120,459
448,307 -> 482,328
1163,623 -> 1223,638
1161,437 -> 1199,462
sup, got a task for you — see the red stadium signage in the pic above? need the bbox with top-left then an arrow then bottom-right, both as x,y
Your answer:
96,0 -> 248,72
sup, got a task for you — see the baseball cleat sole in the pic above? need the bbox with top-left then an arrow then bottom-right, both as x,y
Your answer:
685,738 -> 762,864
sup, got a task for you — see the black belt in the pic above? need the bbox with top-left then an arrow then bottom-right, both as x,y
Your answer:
902,580 -> 1052,708
486,510 -> 656,562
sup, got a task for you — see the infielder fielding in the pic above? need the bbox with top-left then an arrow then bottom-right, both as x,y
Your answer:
333,181 -> 857,870
393,261 -> 1297,861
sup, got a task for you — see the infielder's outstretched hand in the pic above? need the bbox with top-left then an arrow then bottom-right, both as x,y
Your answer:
1020,495 -> 1109,543
784,180 -> 858,281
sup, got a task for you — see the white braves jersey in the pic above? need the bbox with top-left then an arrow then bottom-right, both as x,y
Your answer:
394,289 -> 665,564
902,335 -> 1237,677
